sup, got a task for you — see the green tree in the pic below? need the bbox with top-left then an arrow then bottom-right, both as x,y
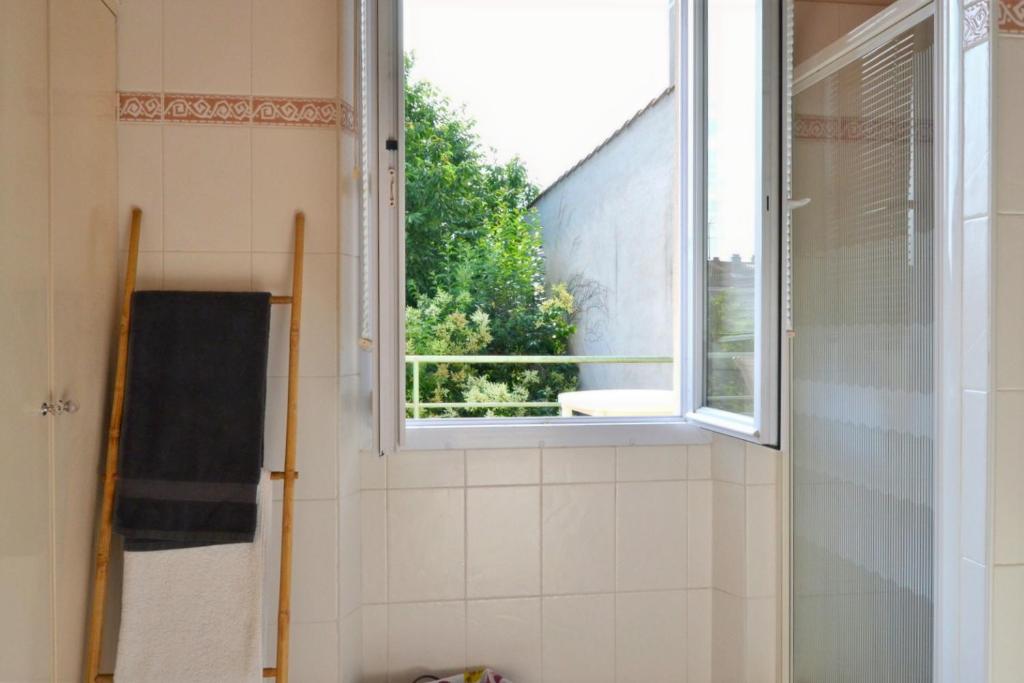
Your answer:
403,57 -> 577,416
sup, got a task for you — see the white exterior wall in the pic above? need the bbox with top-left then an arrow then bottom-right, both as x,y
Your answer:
535,91 -> 677,391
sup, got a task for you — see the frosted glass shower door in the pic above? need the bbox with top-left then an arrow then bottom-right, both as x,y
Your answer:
791,18 -> 934,683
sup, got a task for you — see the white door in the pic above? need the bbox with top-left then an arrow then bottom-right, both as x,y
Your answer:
0,2 -> 117,681
0,2 -> 56,680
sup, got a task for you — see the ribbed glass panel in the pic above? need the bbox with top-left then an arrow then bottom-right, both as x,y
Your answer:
791,19 -> 934,683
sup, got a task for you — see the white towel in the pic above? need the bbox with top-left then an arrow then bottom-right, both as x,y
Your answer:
114,470 -> 271,683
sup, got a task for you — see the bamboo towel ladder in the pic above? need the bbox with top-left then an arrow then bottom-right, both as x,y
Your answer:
84,208 -> 306,683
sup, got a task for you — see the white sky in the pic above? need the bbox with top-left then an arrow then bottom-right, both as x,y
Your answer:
403,0 -> 672,189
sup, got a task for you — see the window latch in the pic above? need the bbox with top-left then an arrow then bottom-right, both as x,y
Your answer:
388,168 -> 397,208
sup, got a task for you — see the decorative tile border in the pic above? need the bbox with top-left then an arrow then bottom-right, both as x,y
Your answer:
795,115 -> 934,143
965,0 -> 992,48
165,93 -> 252,124
252,96 -> 341,127
118,92 -> 163,122
999,0 -> 1024,34
118,91 -> 355,131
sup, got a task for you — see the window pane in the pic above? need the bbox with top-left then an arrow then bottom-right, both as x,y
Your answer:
402,0 -> 679,420
704,0 -> 761,417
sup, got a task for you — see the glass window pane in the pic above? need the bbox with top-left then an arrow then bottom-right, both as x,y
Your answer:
402,0 -> 679,420
704,0 -> 762,417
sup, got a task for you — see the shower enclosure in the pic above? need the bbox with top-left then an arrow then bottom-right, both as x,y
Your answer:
790,9 -> 935,682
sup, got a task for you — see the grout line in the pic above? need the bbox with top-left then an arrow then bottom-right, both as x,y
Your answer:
538,480 -> 546,683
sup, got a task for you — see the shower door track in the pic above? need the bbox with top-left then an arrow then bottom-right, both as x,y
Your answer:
793,0 -> 935,94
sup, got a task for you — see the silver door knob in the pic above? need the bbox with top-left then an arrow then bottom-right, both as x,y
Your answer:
40,399 -> 78,416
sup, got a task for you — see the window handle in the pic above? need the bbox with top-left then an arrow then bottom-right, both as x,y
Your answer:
786,197 -> 811,211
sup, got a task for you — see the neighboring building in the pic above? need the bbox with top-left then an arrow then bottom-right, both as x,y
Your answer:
534,87 -> 677,390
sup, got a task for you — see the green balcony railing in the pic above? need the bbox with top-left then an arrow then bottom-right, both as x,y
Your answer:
405,354 -> 673,418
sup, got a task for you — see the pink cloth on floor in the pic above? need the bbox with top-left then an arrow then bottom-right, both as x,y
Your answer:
434,669 -> 508,683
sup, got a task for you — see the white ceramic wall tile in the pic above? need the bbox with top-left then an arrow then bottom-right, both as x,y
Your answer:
542,484 -> 615,594
289,620 -> 339,683
616,445 -> 688,481
163,125 -> 252,252
961,390 -> 989,564
162,251 -> 251,290
339,607 -> 363,683
116,0 -> 162,91
252,127 -> 339,254
466,598 -> 542,682
541,594 -> 615,683
963,216 -> 991,391
339,132 -> 361,258
997,37 -> 1024,213
265,499 -> 338,623
687,589 -> 713,683
542,447 -> 615,483
338,493 -> 362,618
253,0 -> 338,98
339,376 -> 363,497
117,123 -> 163,251
745,485 -> 777,598
995,214 -> 1024,389
466,448 -> 540,486
362,447 -> 387,490
265,375 -> 339,500
991,564 -> 1024,683
361,489 -> 387,604
340,253 -> 360,376
362,604 -> 388,683
255,253 -> 338,377
994,390 -> 1024,564
388,601 -> 466,680
119,250 -> 163,291
963,43 -> 991,219
387,488 -> 465,602
688,480 -> 713,588
163,0 -> 252,94
387,450 -> 465,489
713,482 -> 746,596
615,591 -> 687,682
959,558 -> 988,683
712,590 -> 745,683
467,486 -> 540,598
616,481 -> 687,591
688,444 -> 712,480
745,445 -> 777,485
744,597 -> 778,683
711,435 -> 746,484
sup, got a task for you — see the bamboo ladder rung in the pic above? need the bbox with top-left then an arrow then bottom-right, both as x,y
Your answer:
85,209 -> 307,683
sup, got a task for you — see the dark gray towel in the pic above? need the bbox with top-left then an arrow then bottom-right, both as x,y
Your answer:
114,291 -> 272,551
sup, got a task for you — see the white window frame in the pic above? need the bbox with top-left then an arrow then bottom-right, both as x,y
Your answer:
366,0 -> 779,453
685,0 -> 782,446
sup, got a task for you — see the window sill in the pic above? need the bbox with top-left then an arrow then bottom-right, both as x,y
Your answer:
398,417 -> 712,452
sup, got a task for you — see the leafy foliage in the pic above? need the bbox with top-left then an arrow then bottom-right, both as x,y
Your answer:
403,57 -> 577,416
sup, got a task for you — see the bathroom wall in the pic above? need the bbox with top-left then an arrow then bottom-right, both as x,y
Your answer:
989,1 -> 1024,680
359,443 -> 709,682
709,437 -> 781,683
114,0 -> 361,679
115,2 -> 784,681
357,437 -> 780,683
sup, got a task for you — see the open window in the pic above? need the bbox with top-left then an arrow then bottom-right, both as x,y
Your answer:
686,0 -> 781,444
362,0 -> 780,453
